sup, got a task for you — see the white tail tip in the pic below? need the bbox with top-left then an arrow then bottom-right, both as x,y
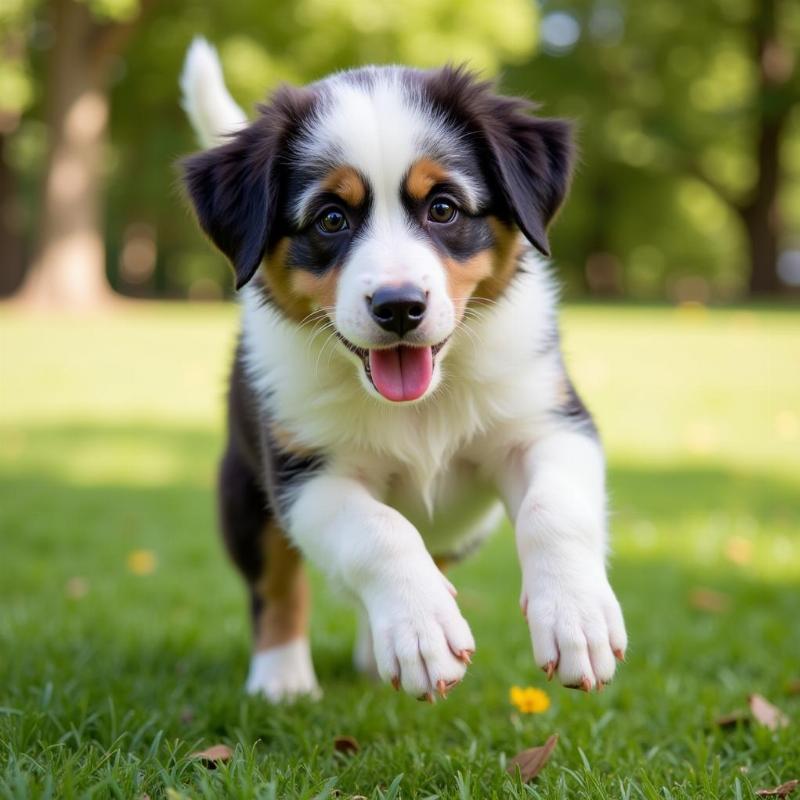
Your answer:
180,36 -> 247,149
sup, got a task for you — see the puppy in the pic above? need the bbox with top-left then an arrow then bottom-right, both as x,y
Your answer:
179,39 -> 627,702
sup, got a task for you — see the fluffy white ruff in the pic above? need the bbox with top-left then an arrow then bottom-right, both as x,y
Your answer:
240,261 -> 561,512
179,37 -> 247,149
245,638 -> 321,702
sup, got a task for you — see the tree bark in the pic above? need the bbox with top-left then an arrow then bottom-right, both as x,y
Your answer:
741,118 -> 783,295
741,0 -> 791,296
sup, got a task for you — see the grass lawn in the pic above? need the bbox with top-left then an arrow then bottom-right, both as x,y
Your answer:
1,302 -> 798,799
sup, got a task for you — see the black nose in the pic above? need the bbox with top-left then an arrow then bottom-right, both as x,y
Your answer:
369,284 -> 427,337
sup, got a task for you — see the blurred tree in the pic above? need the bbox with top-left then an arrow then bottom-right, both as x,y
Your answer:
505,0 -> 799,298
5,0 -> 797,303
4,0 -> 537,305
13,0 -> 154,309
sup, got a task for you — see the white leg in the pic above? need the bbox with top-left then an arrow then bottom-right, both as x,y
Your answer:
499,431 -> 627,690
245,637 -> 321,701
287,473 -> 475,699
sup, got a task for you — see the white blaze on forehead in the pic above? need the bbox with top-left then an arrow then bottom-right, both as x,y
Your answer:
292,70 -> 483,224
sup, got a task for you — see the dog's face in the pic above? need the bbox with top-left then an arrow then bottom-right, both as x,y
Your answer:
184,66 -> 573,403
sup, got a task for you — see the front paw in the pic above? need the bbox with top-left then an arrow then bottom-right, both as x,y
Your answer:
364,567 -> 475,700
521,566 -> 627,691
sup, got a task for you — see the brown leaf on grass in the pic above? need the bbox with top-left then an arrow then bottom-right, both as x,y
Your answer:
755,780 -> 799,797
333,735 -> 360,755
749,694 -> 790,730
506,733 -> 559,782
787,679 -> 800,696
689,587 -> 730,613
714,710 -> 750,729
190,744 -> 233,767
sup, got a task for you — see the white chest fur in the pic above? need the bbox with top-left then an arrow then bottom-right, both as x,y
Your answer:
240,258 -> 561,551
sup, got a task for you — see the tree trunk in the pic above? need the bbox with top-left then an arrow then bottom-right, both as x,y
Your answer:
741,0 -> 790,297
18,0 -> 115,310
0,132 -> 26,296
742,119 -> 783,295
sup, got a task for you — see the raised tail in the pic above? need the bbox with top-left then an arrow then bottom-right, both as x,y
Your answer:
179,37 -> 247,148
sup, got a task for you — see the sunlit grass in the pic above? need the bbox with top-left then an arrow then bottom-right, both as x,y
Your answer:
1,302 -> 798,799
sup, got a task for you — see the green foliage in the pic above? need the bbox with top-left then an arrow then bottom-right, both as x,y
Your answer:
503,0 -> 800,298
1,305 -> 798,797
3,0 -> 799,298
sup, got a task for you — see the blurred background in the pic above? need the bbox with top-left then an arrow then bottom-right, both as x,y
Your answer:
1,0 -> 799,306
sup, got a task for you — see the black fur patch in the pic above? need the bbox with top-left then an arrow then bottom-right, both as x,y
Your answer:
218,347 -> 325,602
401,178 -> 495,263
557,372 -> 598,437
285,185 -> 373,276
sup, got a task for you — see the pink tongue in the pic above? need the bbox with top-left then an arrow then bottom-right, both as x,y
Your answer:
369,346 -> 433,402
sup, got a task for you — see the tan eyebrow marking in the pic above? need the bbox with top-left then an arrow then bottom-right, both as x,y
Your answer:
319,166 -> 366,207
405,158 -> 450,201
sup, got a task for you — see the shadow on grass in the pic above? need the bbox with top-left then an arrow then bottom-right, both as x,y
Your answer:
2,424 -> 799,800
2,423 -> 798,699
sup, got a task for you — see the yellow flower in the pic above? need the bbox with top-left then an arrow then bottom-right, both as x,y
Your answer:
126,549 -> 157,576
510,685 -> 551,714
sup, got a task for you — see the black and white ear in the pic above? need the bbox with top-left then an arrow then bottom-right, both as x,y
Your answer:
181,86 -> 314,290
182,132 -> 273,289
423,66 -> 575,257
483,112 -> 574,257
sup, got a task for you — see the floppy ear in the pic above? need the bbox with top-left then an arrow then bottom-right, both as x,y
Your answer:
181,86 -> 314,290
182,133 -> 272,290
423,66 -> 575,257
482,112 -> 574,257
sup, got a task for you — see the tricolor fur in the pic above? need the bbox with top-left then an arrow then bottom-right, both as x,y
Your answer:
180,39 -> 627,702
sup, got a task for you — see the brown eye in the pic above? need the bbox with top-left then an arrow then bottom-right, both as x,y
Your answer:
317,208 -> 348,233
428,198 -> 457,224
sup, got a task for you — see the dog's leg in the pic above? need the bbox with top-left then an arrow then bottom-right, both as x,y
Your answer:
288,474 -> 474,699
498,430 -> 627,690
218,445 -> 319,701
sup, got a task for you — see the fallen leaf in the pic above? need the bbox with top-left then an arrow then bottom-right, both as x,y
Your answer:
689,588 -> 730,613
755,780 -> 799,797
506,733 -> 559,782
714,710 -> 750,729
333,735 -> 360,755
749,694 -> 790,730
786,679 -> 800,696
190,744 -> 233,767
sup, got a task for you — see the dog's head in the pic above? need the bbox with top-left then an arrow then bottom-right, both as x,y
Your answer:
183,66 -> 573,403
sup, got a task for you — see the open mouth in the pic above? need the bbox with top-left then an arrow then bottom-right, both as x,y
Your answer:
338,336 -> 447,402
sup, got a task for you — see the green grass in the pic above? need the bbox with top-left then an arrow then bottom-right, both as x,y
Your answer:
1,303 -> 798,799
